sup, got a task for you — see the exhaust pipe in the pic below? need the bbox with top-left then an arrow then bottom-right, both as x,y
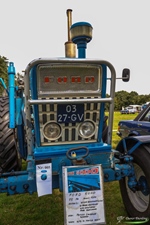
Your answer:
65,9 -> 76,58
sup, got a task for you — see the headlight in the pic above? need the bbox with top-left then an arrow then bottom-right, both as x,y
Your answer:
78,121 -> 96,138
43,122 -> 62,140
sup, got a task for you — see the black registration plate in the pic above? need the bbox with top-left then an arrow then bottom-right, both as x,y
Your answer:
57,104 -> 84,123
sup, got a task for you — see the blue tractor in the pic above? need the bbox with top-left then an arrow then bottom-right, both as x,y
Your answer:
0,9 -> 150,221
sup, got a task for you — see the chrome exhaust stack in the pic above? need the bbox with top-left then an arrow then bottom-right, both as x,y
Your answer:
65,9 -> 76,58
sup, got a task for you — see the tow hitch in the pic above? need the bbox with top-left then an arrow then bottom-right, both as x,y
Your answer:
66,146 -> 89,165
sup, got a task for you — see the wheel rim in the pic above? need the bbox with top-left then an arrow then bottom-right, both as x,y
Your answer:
126,163 -> 150,212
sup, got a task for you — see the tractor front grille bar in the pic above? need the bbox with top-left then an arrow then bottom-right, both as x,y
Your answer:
28,97 -> 113,105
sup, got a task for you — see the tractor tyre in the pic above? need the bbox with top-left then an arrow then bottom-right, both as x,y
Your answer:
0,96 -> 21,173
119,145 -> 150,217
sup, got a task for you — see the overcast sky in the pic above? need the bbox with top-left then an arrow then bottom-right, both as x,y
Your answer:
1,0 -> 150,94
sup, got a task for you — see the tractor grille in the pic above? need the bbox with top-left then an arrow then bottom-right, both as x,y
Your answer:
38,97 -> 100,145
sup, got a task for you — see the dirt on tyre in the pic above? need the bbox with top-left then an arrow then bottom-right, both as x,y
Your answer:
0,96 -> 21,173
119,145 -> 150,218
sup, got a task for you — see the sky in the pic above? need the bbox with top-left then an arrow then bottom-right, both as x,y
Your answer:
1,0 -> 150,95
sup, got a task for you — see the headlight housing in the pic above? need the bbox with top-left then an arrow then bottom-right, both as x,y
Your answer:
78,121 -> 96,138
43,122 -> 62,140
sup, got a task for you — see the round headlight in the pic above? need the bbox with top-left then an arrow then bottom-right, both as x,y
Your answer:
43,122 -> 62,140
78,121 -> 96,138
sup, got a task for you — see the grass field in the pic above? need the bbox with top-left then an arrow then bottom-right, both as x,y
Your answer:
0,112 -> 136,225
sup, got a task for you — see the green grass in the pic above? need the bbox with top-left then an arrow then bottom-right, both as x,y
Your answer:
0,112 -> 136,225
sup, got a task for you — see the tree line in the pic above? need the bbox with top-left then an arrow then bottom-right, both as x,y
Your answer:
0,55 -> 150,110
112,91 -> 150,111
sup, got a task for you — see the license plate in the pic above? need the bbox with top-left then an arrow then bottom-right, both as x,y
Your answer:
57,104 -> 84,123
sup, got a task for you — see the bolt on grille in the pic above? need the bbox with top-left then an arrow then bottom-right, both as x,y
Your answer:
38,97 -> 100,145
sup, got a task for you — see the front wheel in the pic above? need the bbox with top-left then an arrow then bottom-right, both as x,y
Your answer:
119,145 -> 150,217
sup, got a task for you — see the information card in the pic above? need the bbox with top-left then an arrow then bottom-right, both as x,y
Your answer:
63,165 -> 105,225
36,160 -> 52,197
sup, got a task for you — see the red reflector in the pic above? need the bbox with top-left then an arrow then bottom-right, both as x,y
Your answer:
57,77 -> 62,83
57,76 -> 67,83
71,76 -> 81,83
63,77 -> 67,82
71,77 -> 75,83
77,77 -> 81,83
85,76 -> 95,83
44,77 -> 50,83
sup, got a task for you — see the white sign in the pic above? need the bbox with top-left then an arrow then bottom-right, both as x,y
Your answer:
63,165 -> 106,225
36,162 -> 52,197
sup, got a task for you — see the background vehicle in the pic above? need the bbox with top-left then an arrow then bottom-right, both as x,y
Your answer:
117,103 -> 150,138
120,105 -> 141,114
0,9 -> 150,223
120,107 -> 136,114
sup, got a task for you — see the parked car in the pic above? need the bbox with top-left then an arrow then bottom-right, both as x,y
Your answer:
120,105 -> 142,114
120,107 -> 136,114
117,103 -> 150,138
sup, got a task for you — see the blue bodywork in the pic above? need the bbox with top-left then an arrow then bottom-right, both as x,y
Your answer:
8,62 -> 16,128
117,103 -> 150,138
1,59 -> 149,196
116,135 -> 150,155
